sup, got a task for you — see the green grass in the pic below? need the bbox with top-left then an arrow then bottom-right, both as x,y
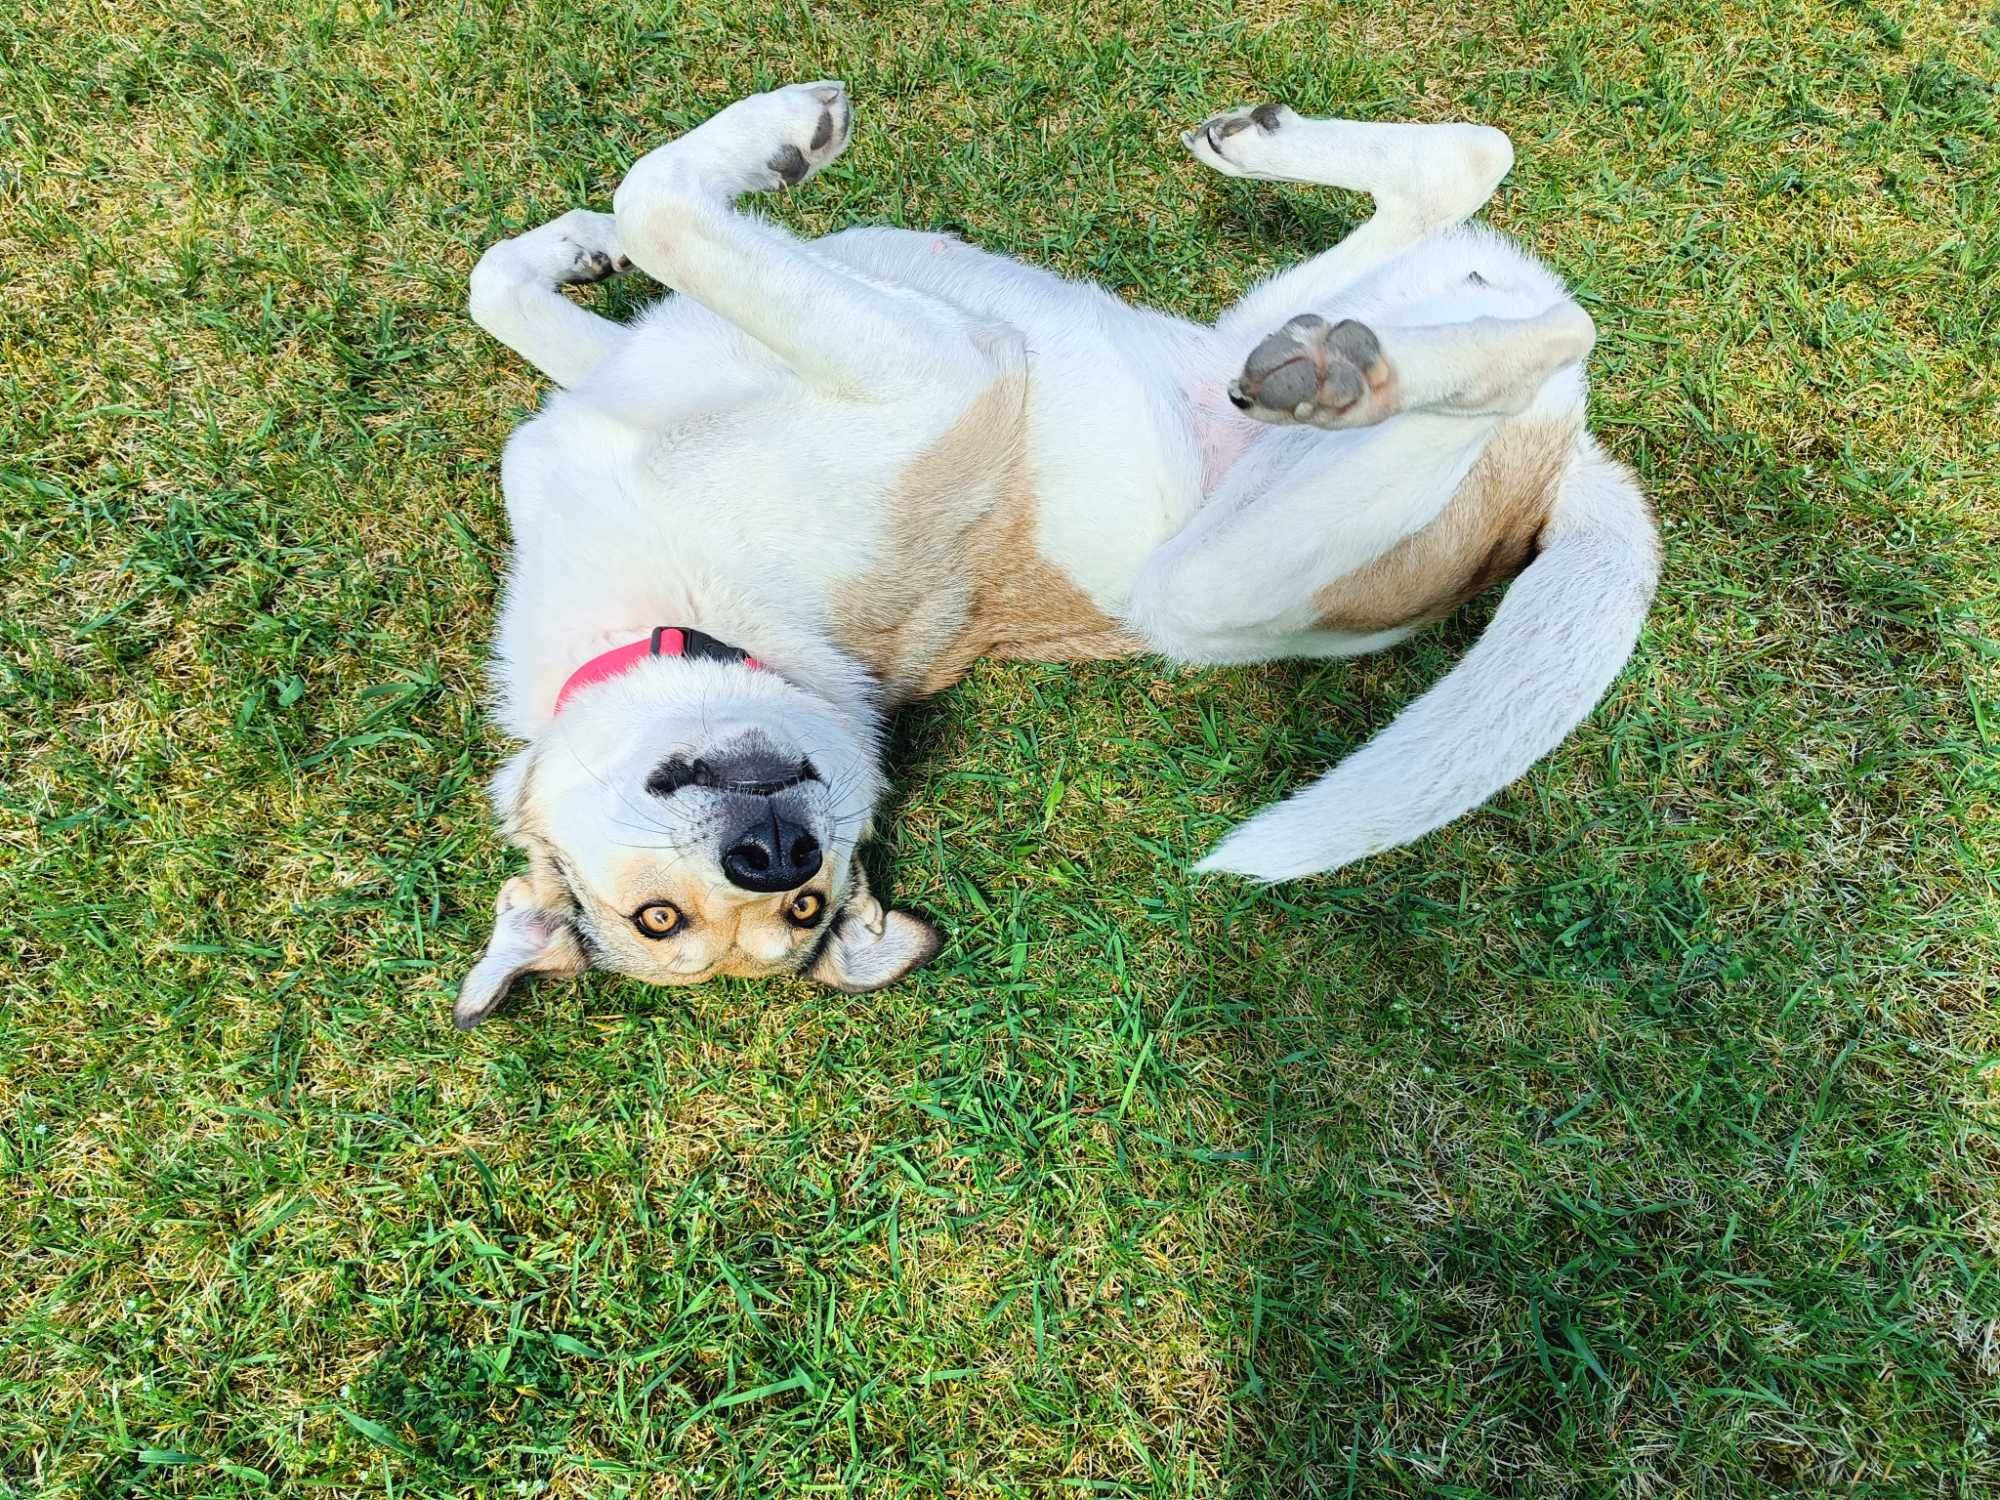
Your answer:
3,0 -> 1997,1493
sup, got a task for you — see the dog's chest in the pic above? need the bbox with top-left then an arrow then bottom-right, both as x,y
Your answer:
818,373 -> 1140,703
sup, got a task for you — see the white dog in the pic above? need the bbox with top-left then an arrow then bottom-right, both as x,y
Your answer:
456,83 -> 1659,1027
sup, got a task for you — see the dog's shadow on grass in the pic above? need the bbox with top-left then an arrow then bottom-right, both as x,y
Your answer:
849,614 -> 1515,1490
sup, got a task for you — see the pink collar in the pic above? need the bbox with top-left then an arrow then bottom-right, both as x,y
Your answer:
553,626 -> 762,714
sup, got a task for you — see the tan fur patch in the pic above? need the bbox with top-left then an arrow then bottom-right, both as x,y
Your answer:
1312,415 -> 1580,635
832,372 -> 1140,703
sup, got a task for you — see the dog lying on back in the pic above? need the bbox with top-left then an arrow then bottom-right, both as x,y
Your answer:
456,83 -> 1658,1027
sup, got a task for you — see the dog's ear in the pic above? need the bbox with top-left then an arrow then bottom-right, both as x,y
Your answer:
810,876 -> 942,994
454,875 -> 587,1029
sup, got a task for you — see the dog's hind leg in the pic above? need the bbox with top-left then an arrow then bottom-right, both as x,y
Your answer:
1127,303 -> 1593,664
1227,302 -> 1595,430
469,209 -> 633,388
611,83 -> 988,398
1186,110 -> 1514,344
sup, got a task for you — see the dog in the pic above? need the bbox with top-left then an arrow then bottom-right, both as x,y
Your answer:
455,83 -> 1659,1027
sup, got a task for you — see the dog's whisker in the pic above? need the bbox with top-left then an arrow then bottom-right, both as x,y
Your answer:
562,735 -> 677,836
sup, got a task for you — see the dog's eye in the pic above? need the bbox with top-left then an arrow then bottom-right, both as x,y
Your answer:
786,891 -> 825,927
633,901 -> 683,938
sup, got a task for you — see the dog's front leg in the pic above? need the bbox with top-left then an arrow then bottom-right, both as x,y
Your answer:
611,83 -> 978,399
469,209 -> 632,388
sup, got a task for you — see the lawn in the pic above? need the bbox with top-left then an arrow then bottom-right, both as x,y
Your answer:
3,0 -> 1997,1493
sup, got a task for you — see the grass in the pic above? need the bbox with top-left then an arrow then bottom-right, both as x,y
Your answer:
2,0 -> 1997,1493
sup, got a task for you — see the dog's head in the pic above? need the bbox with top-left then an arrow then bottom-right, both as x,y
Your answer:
454,659 -> 939,1028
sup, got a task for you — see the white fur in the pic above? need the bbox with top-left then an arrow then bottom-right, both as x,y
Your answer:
463,83 -> 1659,1004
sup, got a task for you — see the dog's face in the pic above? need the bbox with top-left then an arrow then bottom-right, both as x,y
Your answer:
454,661 -> 939,1027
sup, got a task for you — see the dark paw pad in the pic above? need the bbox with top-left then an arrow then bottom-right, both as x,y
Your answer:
1323,318 -> 1383,373
1201,103 -> 1288,152
1231,315 -> 1387,425
560,248 -> 630,285
769,144 -> 809,186
1241,315 -> 1331,411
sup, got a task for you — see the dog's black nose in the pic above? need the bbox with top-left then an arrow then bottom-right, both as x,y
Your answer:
721,808 -> 823,893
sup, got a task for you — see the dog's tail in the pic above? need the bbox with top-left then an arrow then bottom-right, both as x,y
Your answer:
1195,436 -> 1659,883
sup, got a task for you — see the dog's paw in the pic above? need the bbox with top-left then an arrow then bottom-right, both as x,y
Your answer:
693,80 -> 852,193
1182,103 -> 1297,179
541,209 -> 631,285
470,209 -> 629,321
754,80 -> 853,188
1228,315 -> 1392,428
618,82 -> 853,217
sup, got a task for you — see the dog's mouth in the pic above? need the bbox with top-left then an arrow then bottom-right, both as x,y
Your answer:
646,753 -> 821,800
